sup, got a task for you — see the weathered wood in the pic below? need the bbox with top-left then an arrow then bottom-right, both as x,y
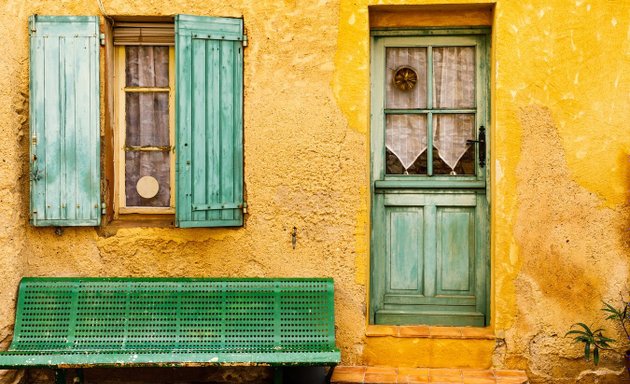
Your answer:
29,16 -> 101,226
370,30 -> 490,326
388,210 -> 422,291
175,15 -> 244,228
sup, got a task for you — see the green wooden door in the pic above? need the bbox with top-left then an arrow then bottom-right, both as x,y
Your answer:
370,30 -> 490,326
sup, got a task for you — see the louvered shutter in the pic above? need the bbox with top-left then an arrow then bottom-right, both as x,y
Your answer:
175,15 -> 244,228
29,16 -> 101,226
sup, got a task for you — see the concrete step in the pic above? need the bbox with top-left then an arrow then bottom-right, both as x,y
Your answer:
330,366 -> 529,384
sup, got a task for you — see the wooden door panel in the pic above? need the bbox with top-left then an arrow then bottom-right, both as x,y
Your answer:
387,209 -> 423,292
383,295 -> 475,306
383,193 -> 476,206
375,310 -> 485,327
437,208 -> 474,294
375,192 -> 485,325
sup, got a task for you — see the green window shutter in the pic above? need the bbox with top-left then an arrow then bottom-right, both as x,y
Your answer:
175,15 -> 244,228
29,16 -> 101,227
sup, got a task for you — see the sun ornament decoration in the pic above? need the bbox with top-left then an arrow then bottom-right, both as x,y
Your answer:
393,66 -> 418,91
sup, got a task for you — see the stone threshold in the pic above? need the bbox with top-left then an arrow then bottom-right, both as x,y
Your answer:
330,366 -> 529,384
366,325 -> 496,339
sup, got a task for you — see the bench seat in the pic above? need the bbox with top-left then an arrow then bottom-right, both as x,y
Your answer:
0,350 -> 342,368
0,277 -> 341,382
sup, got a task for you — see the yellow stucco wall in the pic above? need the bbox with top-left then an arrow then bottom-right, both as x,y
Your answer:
0,0 -> 628,383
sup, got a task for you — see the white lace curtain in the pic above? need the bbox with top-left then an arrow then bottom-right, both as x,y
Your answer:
125,46 -> 171,207
386,46 -> 475,173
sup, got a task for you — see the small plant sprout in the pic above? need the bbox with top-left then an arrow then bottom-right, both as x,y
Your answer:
566,299 -> 630,366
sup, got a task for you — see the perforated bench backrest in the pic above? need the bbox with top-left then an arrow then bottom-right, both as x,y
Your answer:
11,278 -> 336,353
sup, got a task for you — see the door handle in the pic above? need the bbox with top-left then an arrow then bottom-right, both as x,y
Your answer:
466,126 -> 486,168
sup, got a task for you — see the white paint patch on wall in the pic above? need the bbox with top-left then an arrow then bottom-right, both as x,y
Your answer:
348,12 -> 355,25
495,160 -> 504,183
495,61 -> 500,82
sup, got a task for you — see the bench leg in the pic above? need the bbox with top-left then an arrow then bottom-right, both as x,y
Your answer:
325,366 -> 336,384
54,369 -> 66,384
72,369 -> 84,384
273,367 -> 283,384
324,365 -> 335,384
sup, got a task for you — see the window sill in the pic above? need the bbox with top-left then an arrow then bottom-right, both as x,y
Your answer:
365,325 -> 496,340
100,214 -> 175,233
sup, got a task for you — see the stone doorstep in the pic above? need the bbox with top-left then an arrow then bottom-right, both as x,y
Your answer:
330,366 -> 529,384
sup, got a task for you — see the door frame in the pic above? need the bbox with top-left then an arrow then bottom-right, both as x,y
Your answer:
369,27 -> 491,326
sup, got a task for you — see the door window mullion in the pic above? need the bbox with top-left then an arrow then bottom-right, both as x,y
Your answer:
427,111 -> 433,176
426,46 -> 433,176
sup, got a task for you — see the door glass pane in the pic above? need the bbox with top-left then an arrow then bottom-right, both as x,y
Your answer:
386,114 -> 427,174
433,114 -> 475,175
125,92 -> 170,147
386,48 -> 427,109
126,46 -> 169,87
125,151 -> 170,207
433,47 -> 475,109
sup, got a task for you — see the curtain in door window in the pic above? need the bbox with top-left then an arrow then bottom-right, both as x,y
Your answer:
385,114 -> 428,171
385,47 -> 427,174
433,47 -> 475,172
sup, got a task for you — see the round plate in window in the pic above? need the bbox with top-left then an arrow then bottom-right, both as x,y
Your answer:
393,66 -> 418,91
136,175 -> 160,199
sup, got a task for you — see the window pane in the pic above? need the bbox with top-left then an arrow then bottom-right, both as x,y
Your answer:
387,148 -> 430,175
386,48 -> 427,109
433,47 -> 475,109
126,46 -> 169,87
433,114 -> 475,175
386,114 -> 427,174
125,151 -> 170,207
125,92 -> 170,147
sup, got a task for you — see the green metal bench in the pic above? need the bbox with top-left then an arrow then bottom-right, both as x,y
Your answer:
0,277 -> 340,383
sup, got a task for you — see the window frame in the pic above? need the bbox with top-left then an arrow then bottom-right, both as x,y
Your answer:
371,28 -> 491,188
29,14 -> 246,228
113,44 -> 176,217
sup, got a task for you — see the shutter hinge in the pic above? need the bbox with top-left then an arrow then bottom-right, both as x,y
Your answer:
242,202 -> 248,214
242,35 -> 248,48
101,202 -> 106,215
29,15 -> 37,33
100,33 -> 106,46
192,203 -> 244,211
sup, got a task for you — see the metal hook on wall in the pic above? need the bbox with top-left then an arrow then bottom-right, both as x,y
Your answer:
291,227 -> 297,249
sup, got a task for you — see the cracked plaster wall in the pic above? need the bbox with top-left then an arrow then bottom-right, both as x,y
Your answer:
0,0 -> 628,383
